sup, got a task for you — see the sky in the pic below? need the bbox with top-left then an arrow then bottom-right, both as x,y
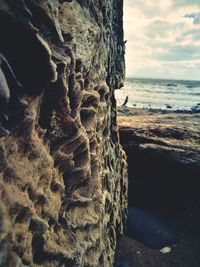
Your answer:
124,0 -> 200,80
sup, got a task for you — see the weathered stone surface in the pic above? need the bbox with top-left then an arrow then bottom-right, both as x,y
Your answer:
118,109 -> 200,208
118,109 -> 200,169
0,1 -> 128,266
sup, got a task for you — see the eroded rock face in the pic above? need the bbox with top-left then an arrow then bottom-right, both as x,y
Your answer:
118,111 -> 200,208
0,1 -> 127,266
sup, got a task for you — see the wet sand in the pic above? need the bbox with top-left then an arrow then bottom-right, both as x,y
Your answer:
115,206 -> 200,267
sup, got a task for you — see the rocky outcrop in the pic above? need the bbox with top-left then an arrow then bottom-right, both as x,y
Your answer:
118,110 -> 200,208
0,1 -> 128,266
116,109 -> 200,267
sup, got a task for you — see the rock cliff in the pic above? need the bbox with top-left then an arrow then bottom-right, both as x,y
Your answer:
0,1 -> 128,266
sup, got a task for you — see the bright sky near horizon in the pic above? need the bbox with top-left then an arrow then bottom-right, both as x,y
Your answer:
124,0 -> 200,80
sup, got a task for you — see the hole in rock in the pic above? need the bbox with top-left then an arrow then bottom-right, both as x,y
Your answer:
15,207 -> 29,223
32,235 -> 45,264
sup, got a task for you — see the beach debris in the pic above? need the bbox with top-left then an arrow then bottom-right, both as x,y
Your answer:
122,96 -> 128,106
160,247 -> 171,254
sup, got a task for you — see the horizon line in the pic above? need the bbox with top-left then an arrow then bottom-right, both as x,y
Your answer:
125,76 -> 200,82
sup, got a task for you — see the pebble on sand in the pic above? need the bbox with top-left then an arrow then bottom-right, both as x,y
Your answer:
160,247 -> 172,254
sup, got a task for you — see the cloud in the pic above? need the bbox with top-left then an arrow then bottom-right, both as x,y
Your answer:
124,0 -> 200,80
173,0 -> 200,7
124,0 -> 172,17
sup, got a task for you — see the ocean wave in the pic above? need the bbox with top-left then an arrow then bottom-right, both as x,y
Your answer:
115,78 -> 200,111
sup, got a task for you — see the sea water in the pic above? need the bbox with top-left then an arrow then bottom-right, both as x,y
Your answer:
115,78 -> 200,111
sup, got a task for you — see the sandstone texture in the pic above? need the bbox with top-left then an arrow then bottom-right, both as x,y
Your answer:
0,1 -> 128,266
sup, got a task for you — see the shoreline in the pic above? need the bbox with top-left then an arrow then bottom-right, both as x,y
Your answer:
117,106 -> 200,116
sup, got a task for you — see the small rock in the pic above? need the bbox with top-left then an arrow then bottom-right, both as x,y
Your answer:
167,83 -> 177,87
166,105 -> 172,109
160,247 -> 171,254
191,105 -> 200,112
